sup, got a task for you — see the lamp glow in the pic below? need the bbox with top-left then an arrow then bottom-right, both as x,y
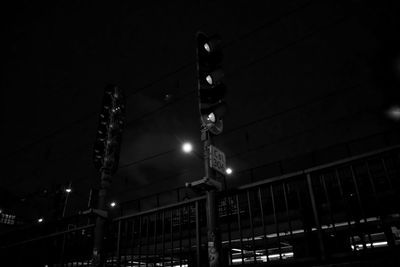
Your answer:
182,142 -> 193,153
386,105 -> 400,121
38,218 -> 44,223
226,168 -> 233,175
110,202 -> 117,208
65,188 -> 72,193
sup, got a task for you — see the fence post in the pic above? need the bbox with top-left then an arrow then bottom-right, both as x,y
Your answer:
195,201 -> 201,267
206,189 -> 220,267
306,173 -> 326,260
116,220 -> 122,267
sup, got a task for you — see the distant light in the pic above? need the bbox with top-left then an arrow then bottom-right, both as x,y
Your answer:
164,94 -> 173,102
386,105 -> 400,121
65,188 -> 72,193
182,142 -> 193,153
110,202 -> 117,208
204,43 -> 211,53
0,209 -> 2,214
38,218 -> 44,223
226,168 -> 233,175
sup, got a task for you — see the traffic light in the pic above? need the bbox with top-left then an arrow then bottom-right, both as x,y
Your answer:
196,32 -> 226,135
93,85 -> 125,174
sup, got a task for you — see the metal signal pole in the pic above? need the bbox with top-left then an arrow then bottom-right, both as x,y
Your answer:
186,32 -> 226,266
203,130 -> 221,267
92,172 -> 112,267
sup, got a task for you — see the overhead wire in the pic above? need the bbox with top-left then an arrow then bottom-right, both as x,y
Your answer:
5,0 -> 361,200
4,1 -> 353,193
4,0 -> 315,159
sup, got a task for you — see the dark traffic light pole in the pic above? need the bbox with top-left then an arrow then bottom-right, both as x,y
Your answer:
203,130 -> 221,267
194,31 -> 226,267
92,172 -> 111,267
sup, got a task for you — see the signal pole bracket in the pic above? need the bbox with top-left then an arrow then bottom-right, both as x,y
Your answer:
185,177 -> 222,192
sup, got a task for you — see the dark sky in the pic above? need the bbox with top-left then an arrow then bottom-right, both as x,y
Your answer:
2,1 -> 400,220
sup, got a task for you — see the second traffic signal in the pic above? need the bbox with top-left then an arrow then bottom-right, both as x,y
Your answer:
93,85 -> 125,174
196,32 -> 226,135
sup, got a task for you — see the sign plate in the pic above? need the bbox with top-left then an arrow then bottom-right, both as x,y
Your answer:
209,145 -> 226,175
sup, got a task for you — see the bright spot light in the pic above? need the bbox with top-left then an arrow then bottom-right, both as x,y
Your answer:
38,218 -> 44,223
110,202 -> 117,208
65,188 -> 72,193
204,43 -> 211,53
226,168 -> 233,175
207,113 -> 216,123
386,105 -> 400,121
206,75 -> 213,85
182,142 -> 193,153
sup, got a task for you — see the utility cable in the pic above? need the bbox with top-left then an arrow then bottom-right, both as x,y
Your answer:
4,0 -> 317,158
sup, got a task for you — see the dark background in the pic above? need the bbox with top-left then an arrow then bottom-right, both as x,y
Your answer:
2,0 -> 400,226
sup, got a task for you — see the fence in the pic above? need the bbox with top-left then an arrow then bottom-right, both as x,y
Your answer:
1,145 -> 399,266
218,145 -> 400,264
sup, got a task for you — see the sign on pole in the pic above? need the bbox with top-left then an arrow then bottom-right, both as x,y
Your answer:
209,145 -> 226,175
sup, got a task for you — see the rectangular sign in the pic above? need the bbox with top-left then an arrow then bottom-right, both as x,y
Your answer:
209,145 -> 226,175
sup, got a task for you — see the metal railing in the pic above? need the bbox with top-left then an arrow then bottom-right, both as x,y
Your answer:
0,223 -> 95,266
218,145 -> 400,265
106,196 -> 207,267
1,145 -> 399,266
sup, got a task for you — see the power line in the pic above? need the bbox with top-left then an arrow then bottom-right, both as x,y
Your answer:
5,2 -> 358,193
119,148 -> 177,169
3,63 -> 194,160
4,9 -> 358,192
5,0 -> 318,159
232,127 -> 400,178
115,82 -> 362,169
222,82 -> 360,136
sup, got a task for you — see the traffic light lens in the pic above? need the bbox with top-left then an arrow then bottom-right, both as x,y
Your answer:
204,43 -> 211,53
205,69 -> 224,85
206,75 -> 213,85
207,112 -> 216,123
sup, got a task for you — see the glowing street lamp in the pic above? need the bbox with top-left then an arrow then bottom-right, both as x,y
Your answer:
110,201 -> 117,208
182,142 -> 193,153
386,105 -> 400,121
65,188 -> 72,193
38,218 -> 44,223
226,168 -> 233,175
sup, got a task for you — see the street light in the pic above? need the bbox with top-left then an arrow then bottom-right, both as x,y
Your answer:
182,142 -> 193,153
37,218 -> 44,223
62,183 -> 72,218
386,105 -> 400,121
226,167 -> 233,175
110,201 -> 117,208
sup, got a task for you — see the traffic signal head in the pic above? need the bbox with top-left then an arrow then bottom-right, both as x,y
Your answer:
196,32 -> 226,135
93,85 -> 125,174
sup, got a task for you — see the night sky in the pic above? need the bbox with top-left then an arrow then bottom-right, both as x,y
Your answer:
2,1 -> 400,223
